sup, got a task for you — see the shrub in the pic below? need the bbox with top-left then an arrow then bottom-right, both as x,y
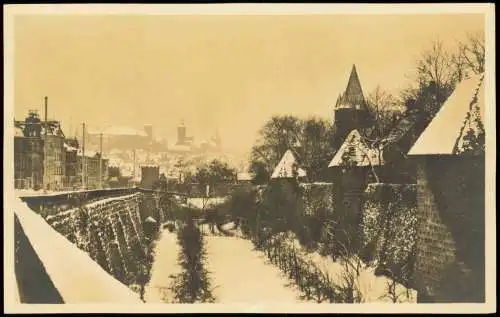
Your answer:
170,213 -> 215,303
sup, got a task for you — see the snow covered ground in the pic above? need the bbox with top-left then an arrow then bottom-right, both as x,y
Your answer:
143,221 -> 415,304
144,223 -> 307,304
186,197 -> 228,210
203,224 -> 309,304
216,224 -> 416,303
144,229 -> 182,303
289,242 -> 417,303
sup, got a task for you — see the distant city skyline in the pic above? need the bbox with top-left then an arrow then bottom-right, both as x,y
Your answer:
14,14 -> 483,155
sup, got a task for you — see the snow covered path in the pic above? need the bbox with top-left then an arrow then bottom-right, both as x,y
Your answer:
204,232 -> 306,304
144,229 -> 181,303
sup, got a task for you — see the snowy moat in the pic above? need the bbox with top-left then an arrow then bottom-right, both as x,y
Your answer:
144,222 -> 416,304
144,223 -> 307,303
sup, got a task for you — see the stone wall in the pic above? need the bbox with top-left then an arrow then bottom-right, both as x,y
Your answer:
44,193 -> 149,288
413,156 -> 485,303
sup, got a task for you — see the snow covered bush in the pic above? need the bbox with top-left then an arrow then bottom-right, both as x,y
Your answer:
257,231 -> 364,303
170,213 -> 215,303
298,183 -> 335,217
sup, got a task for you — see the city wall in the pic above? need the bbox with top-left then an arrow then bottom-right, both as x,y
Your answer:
33,191 -> 170,291
246,180 -> 418,289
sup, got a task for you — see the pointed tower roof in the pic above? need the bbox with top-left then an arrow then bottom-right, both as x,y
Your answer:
335,64 -> 368,111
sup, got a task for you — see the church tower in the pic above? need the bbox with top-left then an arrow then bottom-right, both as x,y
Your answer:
332,64 -> 372,148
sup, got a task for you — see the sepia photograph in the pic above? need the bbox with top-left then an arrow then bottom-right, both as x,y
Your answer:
3,3 -> 496,314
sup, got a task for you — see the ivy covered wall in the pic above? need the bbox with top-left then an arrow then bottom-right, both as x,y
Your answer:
361,183 -> 418,287
44,193 -> 156,293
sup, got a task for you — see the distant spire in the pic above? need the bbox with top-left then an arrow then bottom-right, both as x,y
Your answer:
335,64 -> 367,111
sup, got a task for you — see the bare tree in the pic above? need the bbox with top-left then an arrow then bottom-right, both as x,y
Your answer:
400,38 -> 460,119
458,32 -> 485,75
366,86 -> 404,139
415,39 -> 457,94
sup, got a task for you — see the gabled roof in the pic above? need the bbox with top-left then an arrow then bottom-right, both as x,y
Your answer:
335,64 -> 368,111
408,73 -> 485,155
328,129 -> 383,167
271,149 -> 307,179
379,111 -> 422,148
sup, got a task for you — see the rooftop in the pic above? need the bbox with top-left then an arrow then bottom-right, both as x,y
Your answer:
90,126 -> 148,137
335,64 -> 368,111
271,149 -> 307,179
408,73 -> 485,156
329,129 -> 384,167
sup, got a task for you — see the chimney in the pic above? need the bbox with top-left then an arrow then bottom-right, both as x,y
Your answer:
44,96 -> 48,123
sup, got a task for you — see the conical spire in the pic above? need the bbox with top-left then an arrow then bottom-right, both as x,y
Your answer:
345,65 -> 364,100
335,64 -> 367,110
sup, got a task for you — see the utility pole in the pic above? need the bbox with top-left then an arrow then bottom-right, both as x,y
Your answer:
43,96 -> 49,193
82,123 -> 86,190
44,96 -> 48,136
99,132 -> 103,189
133,148 -> 136,188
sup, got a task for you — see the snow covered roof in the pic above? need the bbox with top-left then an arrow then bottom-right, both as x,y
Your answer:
408,73 -> 485,155
329,129 -> 384,167
271,149 -> 307,179
14,126 -> 25,137
64,143 -> 78,152
92,126 -> 148,137
76,148 -> 108,160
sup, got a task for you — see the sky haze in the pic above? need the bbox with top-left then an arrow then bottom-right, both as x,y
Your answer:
14,14 -> 484,154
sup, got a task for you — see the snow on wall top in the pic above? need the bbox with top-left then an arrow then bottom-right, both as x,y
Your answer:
271,149 -> 306,179
408,73 -> 485,155
329,129 -> 383,167
13,198 -> 142,303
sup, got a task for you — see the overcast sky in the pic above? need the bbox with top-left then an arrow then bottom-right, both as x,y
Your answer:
14,14 -> 483,154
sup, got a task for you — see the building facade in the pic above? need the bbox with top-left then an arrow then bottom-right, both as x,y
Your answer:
42,133 -> 66,191
64,138 -> 80,189
76,151 -> 109,190
14,111 -> 45,190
